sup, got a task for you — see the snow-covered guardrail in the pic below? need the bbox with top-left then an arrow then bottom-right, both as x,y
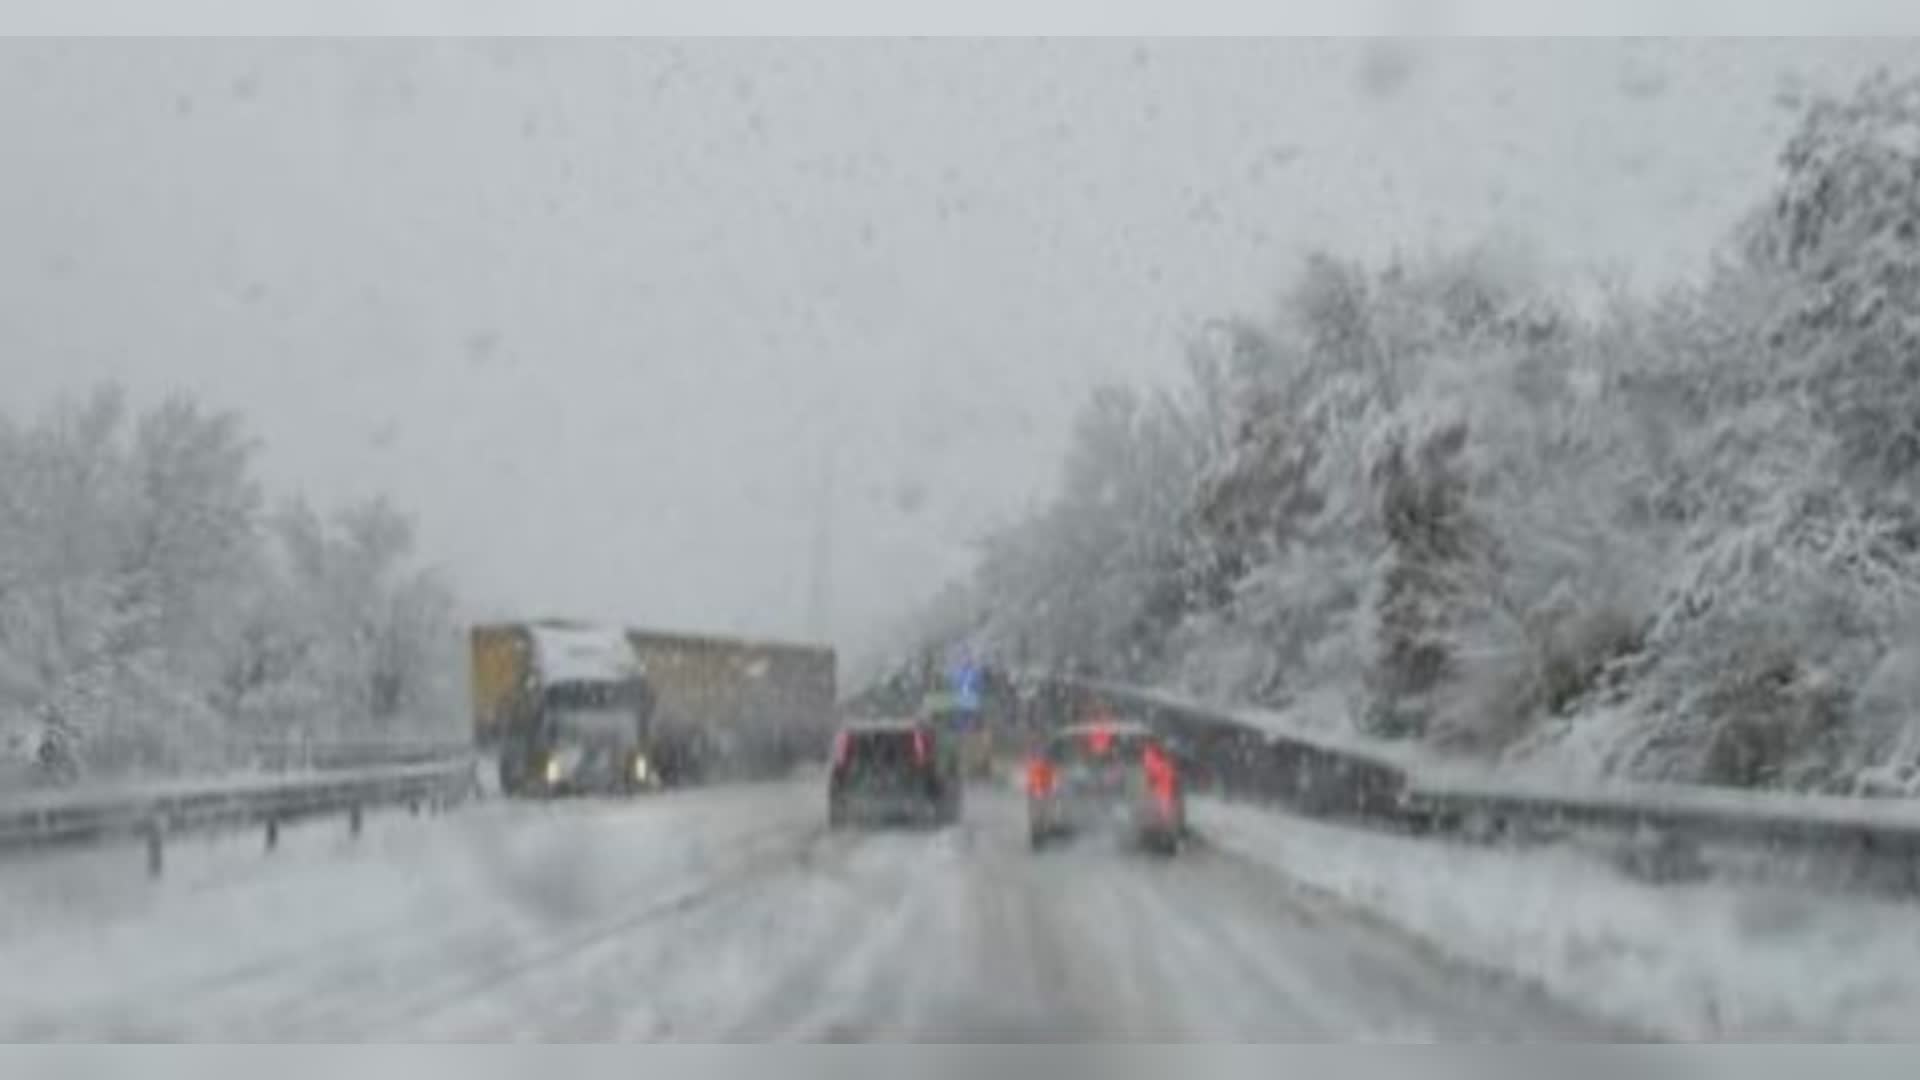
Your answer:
0,756 -> 479,876
1399,768 -> 1920,890
1034,673 -> 1920,893
230,737 -> 475,772
1024,674 -> 1417,821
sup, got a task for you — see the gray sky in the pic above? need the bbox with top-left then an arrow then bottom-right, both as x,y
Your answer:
17,1 -> 1920,35
2,39 -> 1915,664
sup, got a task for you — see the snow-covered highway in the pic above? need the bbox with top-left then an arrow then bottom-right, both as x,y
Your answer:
0,779 -> 1631,1041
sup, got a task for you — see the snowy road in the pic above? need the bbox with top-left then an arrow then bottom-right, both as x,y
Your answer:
0,780 -> 1623,1041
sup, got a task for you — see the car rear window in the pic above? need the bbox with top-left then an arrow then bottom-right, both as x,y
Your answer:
1046,731 -> 1155,767
844,730 -> 925,769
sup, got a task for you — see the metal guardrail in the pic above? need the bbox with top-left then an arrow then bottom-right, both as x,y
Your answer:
0,756 -> 479,876
1400,770 -> 1920,891
230,737 -> 474,772
1031,672 -> 1920,894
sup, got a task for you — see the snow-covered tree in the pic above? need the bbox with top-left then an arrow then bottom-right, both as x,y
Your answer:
1598,70 -> 1920,790
969,376 -> 1209,676
0,384 -> 459,780
902,71 -> 1920,794
1750,70 -> 1920,496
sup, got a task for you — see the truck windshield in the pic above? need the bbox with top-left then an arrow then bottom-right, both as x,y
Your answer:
550,706 -> 638,744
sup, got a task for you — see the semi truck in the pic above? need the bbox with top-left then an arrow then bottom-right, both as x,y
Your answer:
471,619 -> 836,797
471,621 -> 659,797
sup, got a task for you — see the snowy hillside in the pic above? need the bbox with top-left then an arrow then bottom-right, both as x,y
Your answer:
916,72 -> 1920,796
0,386 -> 460,784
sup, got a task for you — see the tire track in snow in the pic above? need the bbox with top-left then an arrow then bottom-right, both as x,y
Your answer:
733,824 -> 976,1040
7,784 -> 1640,1041
329,818 -> 829,1039
1,786 -> 821,1040
395,820 -> 897,1040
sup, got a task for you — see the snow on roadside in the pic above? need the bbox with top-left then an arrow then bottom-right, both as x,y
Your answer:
0,782 -> 814,1039
1200,800 -> 1920,1041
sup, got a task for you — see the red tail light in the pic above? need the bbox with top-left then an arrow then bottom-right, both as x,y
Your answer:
1142,743 -> 1177,813
1026,757 -> 1056,797
913,729 -> 931,766
831,730 -> 850,768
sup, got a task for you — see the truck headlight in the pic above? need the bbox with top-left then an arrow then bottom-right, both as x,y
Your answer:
544,757 -> 564,785
632,755 -> 651,783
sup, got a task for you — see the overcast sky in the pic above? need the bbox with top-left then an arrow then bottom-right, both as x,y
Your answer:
2,39 -> 1916,665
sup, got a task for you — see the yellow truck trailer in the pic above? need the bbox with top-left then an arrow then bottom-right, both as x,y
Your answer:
472,619 -> 836,793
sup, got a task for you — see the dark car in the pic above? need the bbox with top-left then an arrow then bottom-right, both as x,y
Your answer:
1026,721 -> 1186,854
828,720 -> 962,829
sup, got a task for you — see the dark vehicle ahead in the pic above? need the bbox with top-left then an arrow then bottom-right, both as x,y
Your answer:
828,720 -> 962,828
1026,721 -> 1186,855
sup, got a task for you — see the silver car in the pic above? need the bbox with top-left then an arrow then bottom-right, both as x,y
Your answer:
1026,721 -> 1186,855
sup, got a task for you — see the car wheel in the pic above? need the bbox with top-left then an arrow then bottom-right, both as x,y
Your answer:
1029,825 -> 1050,852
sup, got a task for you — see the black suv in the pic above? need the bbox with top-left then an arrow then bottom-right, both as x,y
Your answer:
827,720 -> 962,828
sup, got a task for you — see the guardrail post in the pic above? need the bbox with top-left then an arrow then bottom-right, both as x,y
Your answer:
145,820 -> 164,878
348,803 -> 363,837
265,816 -> 279,852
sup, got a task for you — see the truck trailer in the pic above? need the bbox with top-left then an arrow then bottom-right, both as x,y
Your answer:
622,628 -> 837,784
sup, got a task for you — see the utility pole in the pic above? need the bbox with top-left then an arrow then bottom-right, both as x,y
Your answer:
806,438 -> 834,643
